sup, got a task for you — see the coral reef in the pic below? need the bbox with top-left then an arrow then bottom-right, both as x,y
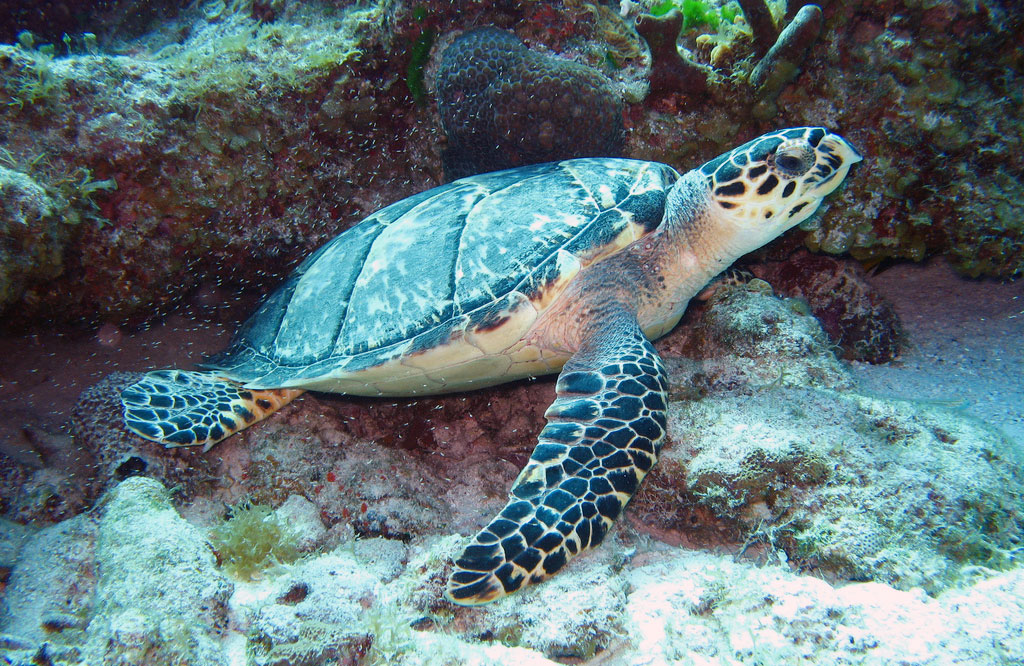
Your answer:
0,0 -> 190,45
435,27 -> 624,179
0,0 -> 1017,332
633,0 -> 824,111
1,0 -> 1024,662
0,477 -> 232,665
2,477 -> 1023,664
637,285 -> 1023,592
0,166 -> 62,310
0,1 -> 422,329
2,267 -> 1022,663
51,281 -> 1019,601
626,0 -> 1024,277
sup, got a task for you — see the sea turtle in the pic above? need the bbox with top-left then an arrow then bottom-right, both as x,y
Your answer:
122,127 -> 860,604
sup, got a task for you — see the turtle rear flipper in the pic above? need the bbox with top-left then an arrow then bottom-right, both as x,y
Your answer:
447,313 -> 667,604
121,370 -> 303,451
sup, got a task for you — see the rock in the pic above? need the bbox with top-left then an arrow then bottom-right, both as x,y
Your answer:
0,518 -> 31,569
236,549 -> 380,666
753,251 -> 904,363
621,549 -> 1024,665
647,387 -> 1024,592
663,281 -> 854,395
71,372 -> 224,508
0,514 -> 95,644
275,494 -> 328,553
0,165 -> 64,310
636,284 -> 1024,593
81,477 -> 233,665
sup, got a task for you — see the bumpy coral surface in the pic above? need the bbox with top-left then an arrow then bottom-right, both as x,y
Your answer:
637,286 -> 1023,592
435,27 -> 624,179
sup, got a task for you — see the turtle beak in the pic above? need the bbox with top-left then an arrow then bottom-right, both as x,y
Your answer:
824,132 -> 863,166
810,132 -> 862,196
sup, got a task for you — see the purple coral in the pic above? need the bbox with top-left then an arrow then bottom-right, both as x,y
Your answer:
435,27 -> 624,179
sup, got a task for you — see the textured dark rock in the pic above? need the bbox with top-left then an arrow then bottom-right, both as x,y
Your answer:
436,27 -> 623,179
70,372 -> 224,506
753,252 -> 904,364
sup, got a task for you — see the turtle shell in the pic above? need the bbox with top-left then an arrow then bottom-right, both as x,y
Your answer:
203,159 -> 679,395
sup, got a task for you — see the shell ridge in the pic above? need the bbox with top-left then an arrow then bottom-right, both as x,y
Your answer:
451,182 -> 490,318
270,217 -> 387,364
502,160 -> 667,301
336,181 -> 483,355
452,166 -> 587,315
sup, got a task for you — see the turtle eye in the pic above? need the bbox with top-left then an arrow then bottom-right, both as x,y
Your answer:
770,141 -> 814,178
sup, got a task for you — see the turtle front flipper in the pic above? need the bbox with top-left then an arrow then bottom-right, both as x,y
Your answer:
447,314 -> 668,604
121,369 -> 303,451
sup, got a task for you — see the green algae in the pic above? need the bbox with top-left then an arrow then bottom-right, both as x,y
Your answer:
211,499 -> 302,580
405,6 -> 435,108
650,0 -> 723,30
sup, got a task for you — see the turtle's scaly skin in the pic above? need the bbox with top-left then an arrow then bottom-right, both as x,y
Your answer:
448,309 -> 667,602
121,128 -> 861,604
122,370 -> 301,451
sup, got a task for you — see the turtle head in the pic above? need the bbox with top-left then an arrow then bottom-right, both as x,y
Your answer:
698,127 -> 861,247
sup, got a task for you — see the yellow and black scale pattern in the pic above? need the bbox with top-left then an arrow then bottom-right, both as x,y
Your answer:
447,314 -> 667,603
122,369 -> 301,450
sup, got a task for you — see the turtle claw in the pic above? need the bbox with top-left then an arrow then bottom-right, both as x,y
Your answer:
121,369 -> 302,449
